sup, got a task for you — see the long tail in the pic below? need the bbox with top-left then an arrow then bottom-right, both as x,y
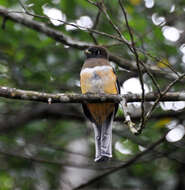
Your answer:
93,114 -> 114,162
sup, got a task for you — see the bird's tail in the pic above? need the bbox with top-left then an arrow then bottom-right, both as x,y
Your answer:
93,116 -> 113,162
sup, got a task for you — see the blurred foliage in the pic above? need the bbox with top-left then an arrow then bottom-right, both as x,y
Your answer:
0,0 -> 185,189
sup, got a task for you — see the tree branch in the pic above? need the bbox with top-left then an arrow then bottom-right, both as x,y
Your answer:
0,6 -> 183,82
0,6 -> 90,49
74,132 -> 167,189
138,73 -> 185,133
0,86 -> 185,103
118,0 -> 145,132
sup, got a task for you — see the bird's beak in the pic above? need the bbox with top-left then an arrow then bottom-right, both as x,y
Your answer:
84,49 -> 91,54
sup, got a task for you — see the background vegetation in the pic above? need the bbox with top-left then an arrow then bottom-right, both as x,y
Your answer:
0,0 -> 185,189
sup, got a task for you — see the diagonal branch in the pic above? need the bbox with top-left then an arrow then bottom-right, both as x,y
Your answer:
118,0 -> 145,132
0,6 -> 183,82
4,9 -> 130,45
109,53 -> 184,82
93,0 -> 129,46
74,132 -> 167,189
138,73 -> 185,133
0,6 -> 90,49
89,10 -> 101,44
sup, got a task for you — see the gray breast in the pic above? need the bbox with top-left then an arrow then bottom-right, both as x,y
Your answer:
89,71 -> 104,93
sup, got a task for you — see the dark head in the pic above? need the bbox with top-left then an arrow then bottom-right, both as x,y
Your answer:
84,46 -> 108,59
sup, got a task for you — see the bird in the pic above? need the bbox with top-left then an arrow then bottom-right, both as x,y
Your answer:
80,46 -> 120,162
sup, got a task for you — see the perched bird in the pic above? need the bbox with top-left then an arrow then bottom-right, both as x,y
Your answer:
80,46 -> 120,162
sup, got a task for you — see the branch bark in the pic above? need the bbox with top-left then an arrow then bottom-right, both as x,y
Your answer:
0,86 -> 185,103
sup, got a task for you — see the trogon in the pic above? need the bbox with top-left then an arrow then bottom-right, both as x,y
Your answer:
80,46 -> 120,162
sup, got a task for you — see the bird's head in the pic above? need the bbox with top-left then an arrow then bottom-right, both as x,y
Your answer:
84,46 -> 108,59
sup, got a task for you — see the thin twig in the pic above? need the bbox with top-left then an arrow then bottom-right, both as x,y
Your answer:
138,73 -> 185,133
86,0 -> 97,6
140,60 -> 162,95
0,6 -> 183,82
7,2 -> 131,47
89,32 -> 98,44
138,48 -> 180,77
119,0 -> 145,132
86,0 -> 130,46
98,1 -> 124,39
18,0 -> 28,13
88,0 -> 180,79
121,98 -> 137,134
1,16 -> 7,29
89,10 -> 101,44
92,10 -> 101,29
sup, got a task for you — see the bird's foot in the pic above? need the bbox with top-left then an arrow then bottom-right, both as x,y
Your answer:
124,120 -> 139,135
